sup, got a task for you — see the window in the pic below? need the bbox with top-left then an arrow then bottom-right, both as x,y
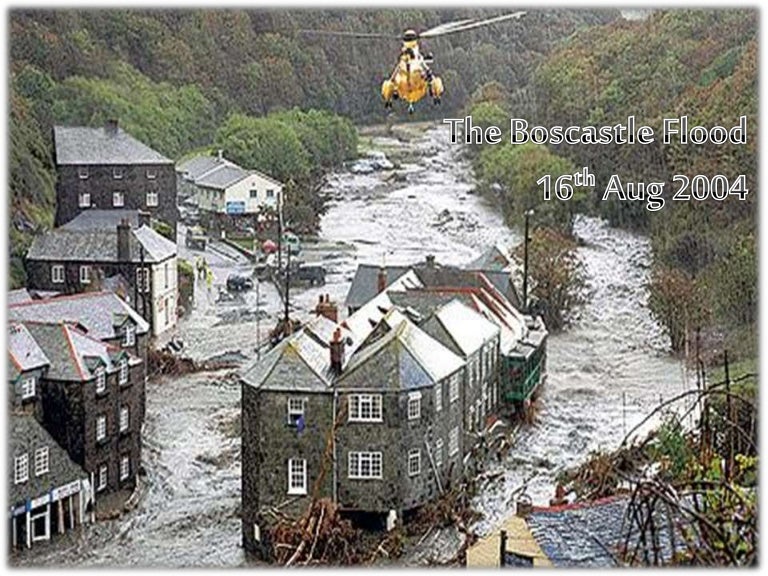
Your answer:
96,415 -> 107,442
78,192 -> 91,207
146,168 -> 157,180
119,359 -> 129,385
249,189 -> 259,199
97,465 -> 108,491
434,381 -> 442,412
408,449 -> 421,477
164,263 -> 169,289
120,456 -> 130,481
287,458 -> 307,495
14,454 -> 29,484
407,392 -> 421,420
113,167 -> 124,179
78,166 -> 89,179
348,452 -> 383,479
449,427 -> 460,457
348,394 -> 383,422
51,264 -> 64,284
113,191 -> 124,207
120,406 -> 130,433
449,374 -> 460,404
287,398 -> 306,427
95,367 -> 106,394
21,377 -> 36,399
123,325 -> 135,347
468,406 -> 475,432
266,189 -> 275,199
435,439 -> 444,467
79,265 -> 91,284
146,191 -> 158,207
136,268 -> 150,292
34,447 -> 49,476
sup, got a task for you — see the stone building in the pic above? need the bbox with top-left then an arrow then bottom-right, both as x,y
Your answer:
53,121 -> 178,233
25,210 -> 178,336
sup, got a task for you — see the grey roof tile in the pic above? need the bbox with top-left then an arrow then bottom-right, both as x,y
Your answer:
8,289 -> 32,305
54,125 -> 172,165
195,164 -> 249,190
8,292 -> 149,339
8,323 -> 50,374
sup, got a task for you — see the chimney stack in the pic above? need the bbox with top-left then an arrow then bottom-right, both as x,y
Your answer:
516,494 -> 533,518
329,328 -> 345,375
426,254 -> 436,268
117,218 -> 131,262
217,149 -> 224,161
105,118 -> 119,134
314,294 -> 339,323
377,266 -> 387,294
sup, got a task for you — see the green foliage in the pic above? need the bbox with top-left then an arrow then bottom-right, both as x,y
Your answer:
476,143 -> 587,235
151,219 -> 175,242
650,414 -> 695,480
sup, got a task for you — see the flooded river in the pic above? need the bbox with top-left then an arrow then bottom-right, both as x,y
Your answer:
17,123 -> 691,566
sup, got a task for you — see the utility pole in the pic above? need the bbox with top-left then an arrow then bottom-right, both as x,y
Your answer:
256,278 -> 261,360
284,247 -> 291,325
522,209 -> 534,314
724,349 -> 733,481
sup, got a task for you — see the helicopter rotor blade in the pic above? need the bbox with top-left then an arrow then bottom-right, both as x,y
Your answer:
419,11 -> 526,38
297,28 -> 397,39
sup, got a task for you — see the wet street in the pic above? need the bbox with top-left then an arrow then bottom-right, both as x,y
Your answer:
17,123 -> 692,566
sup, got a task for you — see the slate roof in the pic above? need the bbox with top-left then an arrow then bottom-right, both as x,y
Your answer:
9,413 -> 89,506
21,322 -> 133,382
9,323 -> 50,380
177,155 -> 227,180
8,289 -> 32,305
27,223 -> 176,264
195,164 -> 249,190
468,244 -> 512,271
9,291 -> 150,340
344,264 -> 411,310
526,496 -> 689,567
432,300 -> 499,357
60,209 -> 141,231
344,258 -> 521,312
54,125 -> 172,165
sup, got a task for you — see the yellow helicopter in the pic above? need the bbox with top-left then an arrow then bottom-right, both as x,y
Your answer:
301,12 -> 526,114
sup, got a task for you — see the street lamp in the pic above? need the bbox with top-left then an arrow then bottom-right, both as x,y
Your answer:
522,209 -> 534,315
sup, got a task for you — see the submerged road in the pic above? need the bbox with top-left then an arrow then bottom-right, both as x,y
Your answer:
16,124 -> 691,566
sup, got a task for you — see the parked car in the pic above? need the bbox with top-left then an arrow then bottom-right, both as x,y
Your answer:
226,274 -> 254,292
185,226 -> 208,250
367,150 -> 394,170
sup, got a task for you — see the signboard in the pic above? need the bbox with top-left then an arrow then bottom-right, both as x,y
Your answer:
30,494 -> 50,509
51,480 -> 81,502
226,201 -> 246,215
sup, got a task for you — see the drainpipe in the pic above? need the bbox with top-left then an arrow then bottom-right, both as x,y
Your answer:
332,384 -> 338,504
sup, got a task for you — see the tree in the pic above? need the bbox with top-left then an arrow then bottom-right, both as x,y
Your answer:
513,227 -> 588,330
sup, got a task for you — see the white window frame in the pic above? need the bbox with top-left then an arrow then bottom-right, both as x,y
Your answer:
266,189 -> 275,199
21,377 -> 36,399
96,415 -> 107,442
120,406 -> 130,433
146,168 -> 157,180
164,262 -> 169,289
97,465 -> 108,491
407,392 -> 421,421
434,381 -> 442,412
287,458 -> 307,495
120,455 -> 130,481
348,394 -> 383,423
78,166 -> 89,180
449,426 -> 460,457
124,324 -> 136,347
112,191 -> 125,207
249,189 -> 259,199
113,167 -> 124,180
146,191 -> 159,207
348,451 -> 383,479
78,191 -> 91,207
119,359 -> 129,385
95,367 -> 106,394
14,454 -> 29,484
79,265 -> 91,284
34,447 -> 49,476
136,268 -> 150,293
435,439 -> 444,467
287,398 -> 306,426
449,374 -> 460,404
51,264 -> 64,284
408,449 -> 421,477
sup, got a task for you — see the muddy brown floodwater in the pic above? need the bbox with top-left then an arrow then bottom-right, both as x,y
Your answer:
16,124 -> 693,567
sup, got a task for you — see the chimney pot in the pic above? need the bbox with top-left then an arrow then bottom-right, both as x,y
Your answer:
377,266 -> 387,294
217,149 -> 224,161
329,328 -> 345,374
105,118 -> 119,134
426,254 -> 436,268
